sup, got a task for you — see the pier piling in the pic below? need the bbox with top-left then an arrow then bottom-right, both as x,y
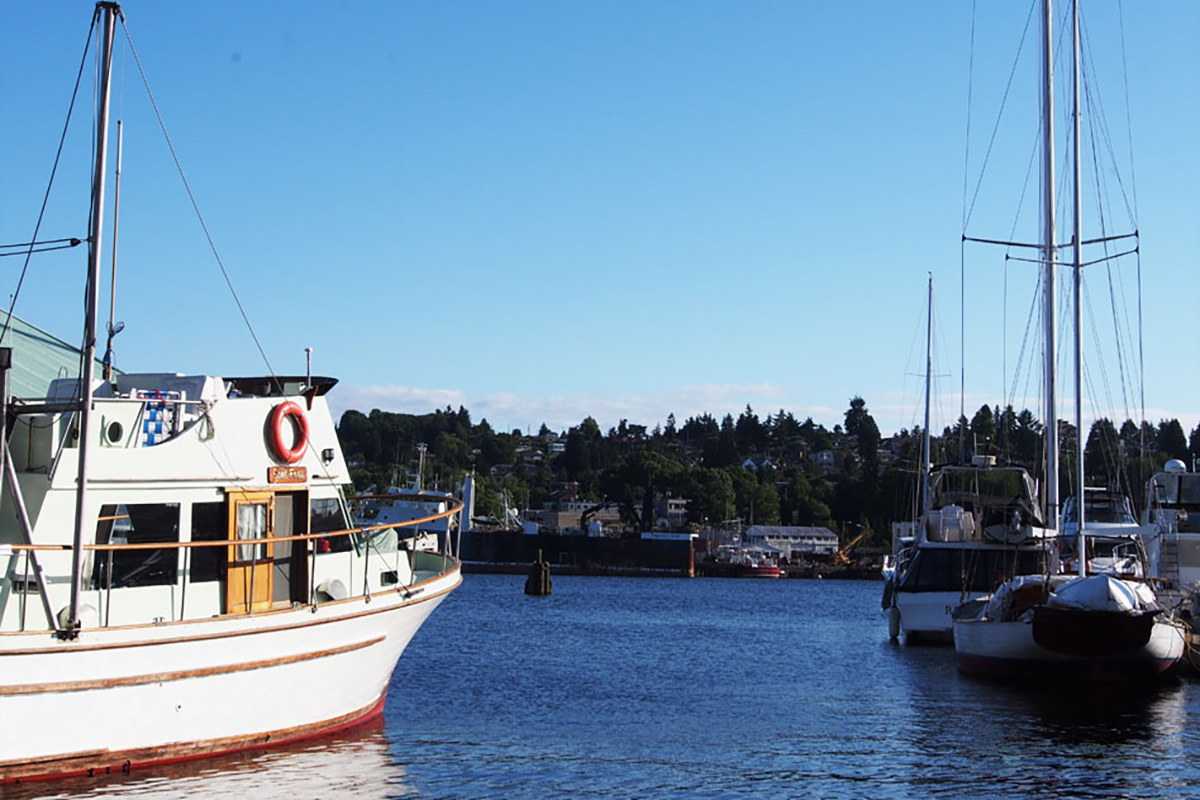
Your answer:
525,550 -> 552,596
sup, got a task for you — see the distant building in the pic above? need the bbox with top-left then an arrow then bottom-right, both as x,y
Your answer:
654,496 -> 690,529
808,450 -> 837,475
743,525 -> 838,561
539,501 -> 621,535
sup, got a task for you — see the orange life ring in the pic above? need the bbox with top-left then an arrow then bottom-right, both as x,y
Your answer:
269,401 -> 309,464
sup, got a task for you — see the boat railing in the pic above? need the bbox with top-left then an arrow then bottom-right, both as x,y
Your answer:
0,496 -> 463,633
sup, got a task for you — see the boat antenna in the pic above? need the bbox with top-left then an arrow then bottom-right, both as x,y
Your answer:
66,0 -> 120,641
103,118 -> 124,383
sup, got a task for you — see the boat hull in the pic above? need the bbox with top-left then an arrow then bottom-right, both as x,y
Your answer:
0,568 -> 460,783
893,590 -> 961,642
952,613 -> 1185,683
738,564 -> 781,578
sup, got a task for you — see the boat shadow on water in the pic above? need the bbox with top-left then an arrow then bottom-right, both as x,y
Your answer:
0,720 -> 415,800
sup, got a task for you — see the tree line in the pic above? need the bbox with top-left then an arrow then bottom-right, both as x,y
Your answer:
336,400 -> 1200,547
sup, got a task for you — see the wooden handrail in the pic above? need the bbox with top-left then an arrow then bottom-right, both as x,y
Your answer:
0,497 -> 465,554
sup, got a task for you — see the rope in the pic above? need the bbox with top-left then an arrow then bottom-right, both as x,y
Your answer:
117,16 -> 281,392
1182,616 -> 1200,673
1,9 -> 99,347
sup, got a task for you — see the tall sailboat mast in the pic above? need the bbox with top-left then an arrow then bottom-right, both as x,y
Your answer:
66,1 -> 119,638
1071,0 -> 1086,576
1041,0 -> 1060,534
922,275 -> 933,521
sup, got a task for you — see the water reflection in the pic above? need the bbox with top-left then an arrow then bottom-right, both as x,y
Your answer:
882,634 -> 1200,799
0,721 -> 415,800
1006,679 -> 1187,745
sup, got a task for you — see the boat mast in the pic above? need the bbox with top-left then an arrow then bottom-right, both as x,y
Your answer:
104,118 -> 123,383
922,275 -> 933,522
1071,0 -> 1086,576
66,1 -> 119,639
1041,0 -> 1059,535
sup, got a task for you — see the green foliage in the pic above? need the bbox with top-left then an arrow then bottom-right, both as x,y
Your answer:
334,402 -> 1193,538
1158,419 -> 1190,462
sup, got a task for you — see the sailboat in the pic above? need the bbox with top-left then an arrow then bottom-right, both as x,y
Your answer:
0,2 -> 461,782
951,0 -> 1184,681
884,277 -> 1055,643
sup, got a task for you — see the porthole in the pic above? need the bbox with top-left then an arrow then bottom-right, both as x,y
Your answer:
106,420 -> 124,444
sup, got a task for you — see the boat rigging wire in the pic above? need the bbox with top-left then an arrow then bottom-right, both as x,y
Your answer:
1005,273 -> 1041,417
117,16 -> 281,391
962,0 -> 1039,235
0,238 -> 84,256
1081,43 -> 1140,432
961,0 -> 1036,463
1080,10 -> 1137,231
0,12 -> 98,348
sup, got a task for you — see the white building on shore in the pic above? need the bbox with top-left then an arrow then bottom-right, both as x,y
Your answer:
743,526 -> 839,561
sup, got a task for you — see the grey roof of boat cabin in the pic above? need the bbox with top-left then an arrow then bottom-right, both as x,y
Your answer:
0,310 -> 119,399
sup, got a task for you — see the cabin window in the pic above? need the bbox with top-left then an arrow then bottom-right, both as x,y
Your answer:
92,503 -> 180,589
190,502 -> 226,583
312,497 -> 352,552
898,548 -> 1047,593
236,502 -> 269,561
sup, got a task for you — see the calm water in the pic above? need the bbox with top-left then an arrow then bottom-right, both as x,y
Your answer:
9,576 -> 1200,799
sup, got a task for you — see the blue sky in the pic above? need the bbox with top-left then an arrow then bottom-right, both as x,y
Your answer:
2,1 -> 1196,439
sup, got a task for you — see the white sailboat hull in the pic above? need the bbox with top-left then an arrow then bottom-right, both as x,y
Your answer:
0,568 -> 459,782
953,612 -> 1185,683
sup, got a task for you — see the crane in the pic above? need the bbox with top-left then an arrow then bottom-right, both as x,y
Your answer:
832,532 -> 867,566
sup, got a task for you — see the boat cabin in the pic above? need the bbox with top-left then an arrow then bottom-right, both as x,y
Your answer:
0,371 -> 446,633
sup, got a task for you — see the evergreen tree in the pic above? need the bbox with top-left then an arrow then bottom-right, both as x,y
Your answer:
1083,418 -> 1120,487
970,405 -> 996,455
1157,419 -> 1190,462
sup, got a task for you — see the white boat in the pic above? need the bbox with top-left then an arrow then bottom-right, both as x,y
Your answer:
951,0 -> 1184,682
0,2 -> 460,782
709,543 -> 782,578
355,448 -> 477,554
887,461 -> 1055,642
953,574 -> 1184,682
1059,488 -> 1147,576
1141,460 -> 1200,613
884,279 -> 1054,643
1061,488 -> 1142,539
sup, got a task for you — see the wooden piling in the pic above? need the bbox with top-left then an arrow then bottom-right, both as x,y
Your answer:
525,549 -> 552,596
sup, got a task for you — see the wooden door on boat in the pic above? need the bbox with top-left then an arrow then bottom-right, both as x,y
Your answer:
227,490 -> 275,613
